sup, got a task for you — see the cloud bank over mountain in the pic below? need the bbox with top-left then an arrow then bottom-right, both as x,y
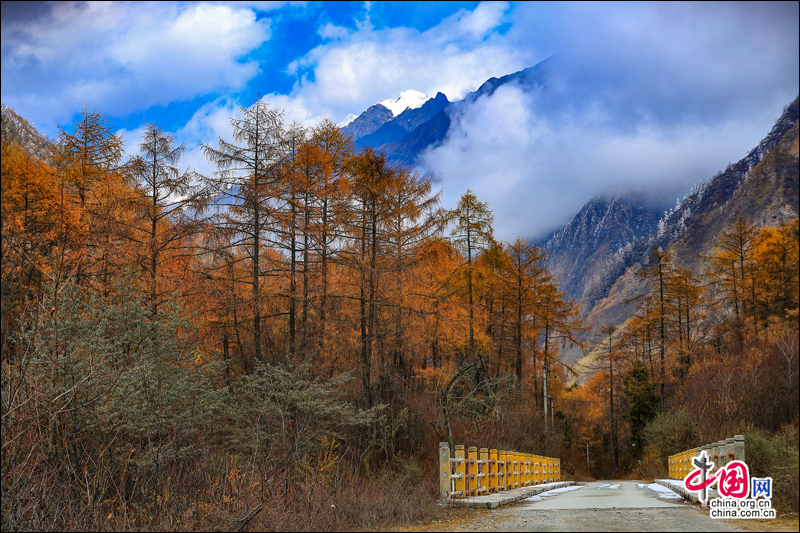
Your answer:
417,2 -> 799,240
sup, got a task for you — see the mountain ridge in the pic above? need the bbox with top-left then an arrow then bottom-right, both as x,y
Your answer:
340,58 -> 553,167
545,95 -> 799,370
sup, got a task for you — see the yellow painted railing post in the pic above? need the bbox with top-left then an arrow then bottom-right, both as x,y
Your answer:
540,456 -> 545,483
512,452 -> 519,488
489,449 -> 498,492
507,451 -> 514,489
467,447 -> 478,496
509,452 -> 515,488
685,450 -> 690,478
531,454 -> 536,485
479,448 -> 489,494
509,451 -> 515,488
522,453 -> 527,486
534,455 -> 540,484
539,456 -> 547,483
498,450 -> 506,491
454,445 -> 465,497
525,453 -> 531,486
505,450 -> 513,489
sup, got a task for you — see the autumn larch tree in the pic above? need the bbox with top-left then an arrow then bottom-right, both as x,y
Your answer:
201,100 -> 287,365
451,190 -> 494,364
502,238 -> 548,392
636,248 -> 673,410
707,217 -> 758,341
306,120 -> 353,359
597,324 -> 621,473
382,169 -> 446,382
53,106 -> 129,292
129,122 -> 199,319
751,219 -> 799,323
346,147 -> 395,410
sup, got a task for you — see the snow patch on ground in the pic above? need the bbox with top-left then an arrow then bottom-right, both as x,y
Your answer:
639,482 -> 684,500
598,483 -> 620,489
523,485 -> 584,502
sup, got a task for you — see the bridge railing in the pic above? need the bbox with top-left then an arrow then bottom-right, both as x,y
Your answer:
667,434 -> 745,480
439,442 -> 561,499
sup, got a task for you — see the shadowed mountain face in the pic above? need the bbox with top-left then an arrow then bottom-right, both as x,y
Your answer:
340,103 -> 394,141
355,92 -> 451,149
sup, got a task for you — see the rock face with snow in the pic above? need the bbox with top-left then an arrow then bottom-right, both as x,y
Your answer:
336,114 -> 358,128
340,103 -> 394,141
339,57 -> 552,166
340,90 -> 432,143
542,96 -> 799,366
356,92 -> 450,150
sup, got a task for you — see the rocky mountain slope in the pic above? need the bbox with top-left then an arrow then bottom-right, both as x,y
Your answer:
1,103 -> 54,160
356,92 -> 450,149
545,96 -> 799,369
340,102 -> 395,141
541,194 -> 662,314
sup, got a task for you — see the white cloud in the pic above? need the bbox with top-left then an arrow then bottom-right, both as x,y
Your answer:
174,98 -> 242,177
421,84 -> 788,241
281,1 -> 541,124
2,2 -> 271,129
446,1 -> 510,40
318,22 -> 350,41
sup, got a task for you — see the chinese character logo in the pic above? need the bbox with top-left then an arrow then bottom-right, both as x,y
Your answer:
685,452 -> 750,504
751,478 -> 772,499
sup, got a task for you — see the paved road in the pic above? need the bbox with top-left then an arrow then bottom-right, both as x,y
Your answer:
425,481 -> 746,532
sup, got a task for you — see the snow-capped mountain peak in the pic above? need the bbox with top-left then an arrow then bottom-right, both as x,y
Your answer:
379,90 -> 430,117
337,114 -> 358,128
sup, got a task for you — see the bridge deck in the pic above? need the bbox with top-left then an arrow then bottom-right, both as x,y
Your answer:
445,481 -> 576,509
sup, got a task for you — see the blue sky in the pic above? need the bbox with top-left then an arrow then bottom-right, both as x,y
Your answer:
2,1 -> 798,238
